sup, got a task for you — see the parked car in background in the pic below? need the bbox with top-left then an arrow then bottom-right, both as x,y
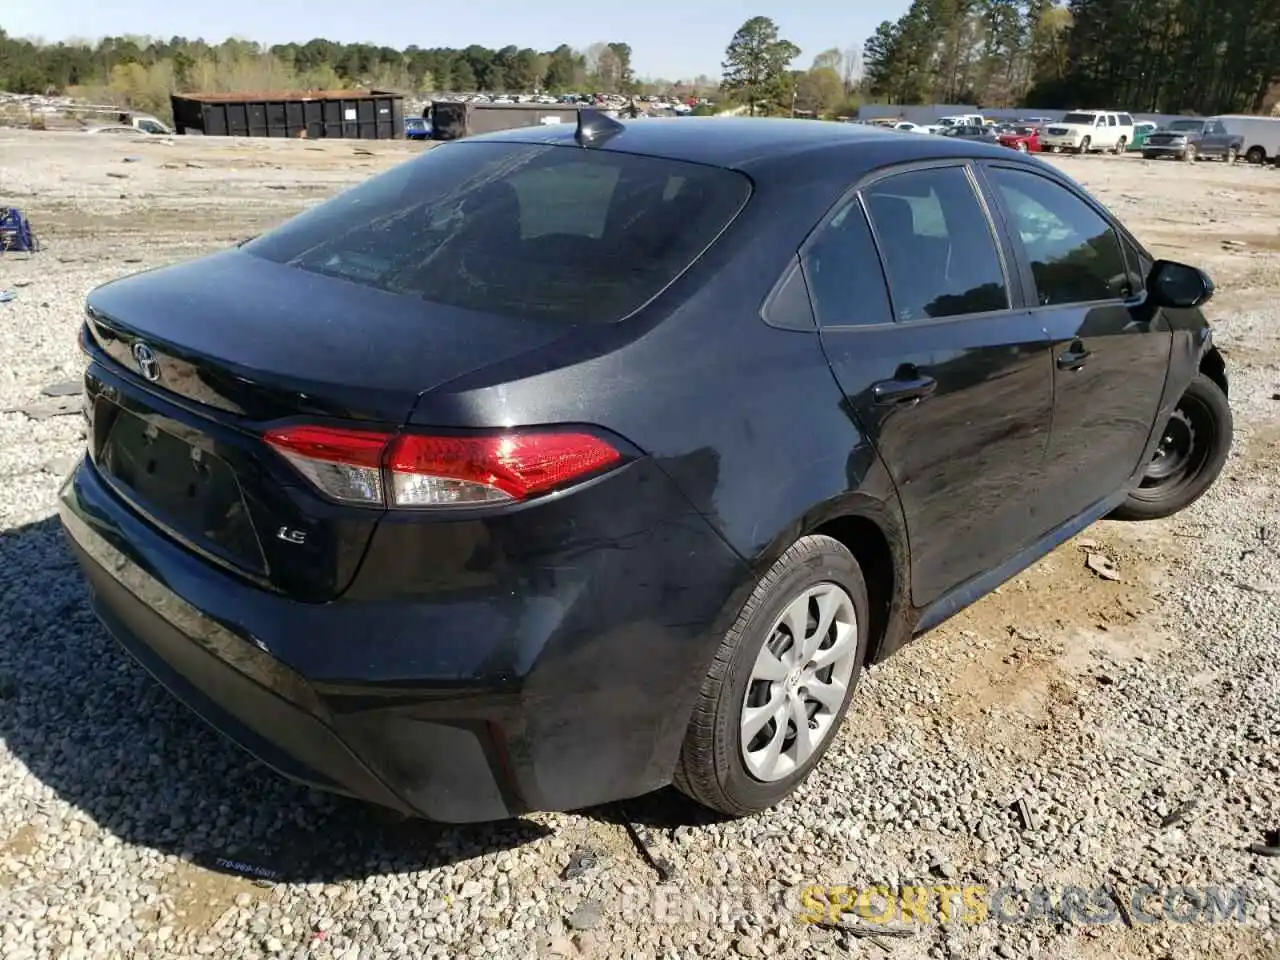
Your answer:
997,125 -> 1042,152
937,113 -> 985,127
404,117 -> 432,140
1212,115 -> 1280,165
84,124 -> 150,137
59,115 -> 1232,824
893,122 -> 933,134
1128,121 -> 1158,150
1040,110 -> 1135,154
1142,118 -> 1243,162
940,124 -> 998,143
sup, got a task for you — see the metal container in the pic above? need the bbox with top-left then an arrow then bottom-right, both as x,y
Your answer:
170,91 -> 405,139
430,101 -> 593,140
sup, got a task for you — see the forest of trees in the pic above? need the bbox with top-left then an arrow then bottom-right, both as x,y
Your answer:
863,0 -> 1280,115
0,30 -> 722,119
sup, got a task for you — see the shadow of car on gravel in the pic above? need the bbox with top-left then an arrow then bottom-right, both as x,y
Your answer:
0,515 -> 550,883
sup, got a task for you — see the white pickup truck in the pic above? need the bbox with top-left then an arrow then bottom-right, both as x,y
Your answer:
937,114 -> 985,128
1040,110 -> 1135,154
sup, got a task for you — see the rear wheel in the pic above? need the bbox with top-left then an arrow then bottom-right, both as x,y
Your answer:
1111,374 -> 1232,521
673,535 -> 870,817
1245,145 -> 1266,164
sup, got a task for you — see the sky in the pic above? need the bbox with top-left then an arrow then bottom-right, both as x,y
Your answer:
3,0 -> 912,81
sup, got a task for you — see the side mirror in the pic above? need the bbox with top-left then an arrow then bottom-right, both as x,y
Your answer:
1147,259 -> 1214,308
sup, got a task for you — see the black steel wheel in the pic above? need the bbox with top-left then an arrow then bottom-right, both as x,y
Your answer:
1111,374 -> 1232,521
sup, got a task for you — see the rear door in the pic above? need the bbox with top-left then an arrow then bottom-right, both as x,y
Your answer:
806,161 -> 1055,610
1203,119 -> 1232,156
978,163 -> 1172,527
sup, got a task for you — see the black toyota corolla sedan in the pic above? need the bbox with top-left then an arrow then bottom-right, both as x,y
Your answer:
59,113 -> 1232,823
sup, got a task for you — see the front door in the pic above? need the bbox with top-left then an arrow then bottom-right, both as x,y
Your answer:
804,162 -> 1054,610
979,164 -> 1173,526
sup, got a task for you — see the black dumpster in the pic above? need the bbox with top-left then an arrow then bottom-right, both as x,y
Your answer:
430,101 -> 591,140
170,91 -> 405,139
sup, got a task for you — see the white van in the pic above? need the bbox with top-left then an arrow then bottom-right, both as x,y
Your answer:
1212,115 -> 1280,164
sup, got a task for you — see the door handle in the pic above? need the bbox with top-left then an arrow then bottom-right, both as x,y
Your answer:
1056,345 -> 1092,371
872,374 -> 937,406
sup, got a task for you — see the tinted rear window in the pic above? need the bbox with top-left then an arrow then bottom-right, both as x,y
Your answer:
1061,113 -> 1098,124
244,142 -> 751,324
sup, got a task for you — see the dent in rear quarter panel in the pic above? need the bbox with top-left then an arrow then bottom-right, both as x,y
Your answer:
348,457 -> 749,812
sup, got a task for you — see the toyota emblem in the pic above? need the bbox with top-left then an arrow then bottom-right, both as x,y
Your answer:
132,341 -> 161,382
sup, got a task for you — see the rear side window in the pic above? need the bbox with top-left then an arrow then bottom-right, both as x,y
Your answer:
800,197 -> 893,326
1118,114 -> 1133,126
987,167 -> 1130,305
244,142 -> 751,324
862,166 -> 1009,321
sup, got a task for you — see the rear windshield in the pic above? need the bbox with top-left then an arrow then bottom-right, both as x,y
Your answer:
1166,119 -> 1205,131
1061,112 -> 1097,124
244,141 -> 751,324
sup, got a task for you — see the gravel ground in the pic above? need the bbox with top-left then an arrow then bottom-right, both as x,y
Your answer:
0,129 -> 1277,960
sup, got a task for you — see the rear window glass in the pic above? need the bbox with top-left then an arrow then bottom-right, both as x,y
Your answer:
244,142 -> 751,324
1061,113 -> 1098,125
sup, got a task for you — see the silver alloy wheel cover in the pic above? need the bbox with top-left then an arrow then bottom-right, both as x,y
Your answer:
739,582 -> 859,782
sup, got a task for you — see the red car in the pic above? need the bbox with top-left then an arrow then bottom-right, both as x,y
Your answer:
998,126 -> 1042,153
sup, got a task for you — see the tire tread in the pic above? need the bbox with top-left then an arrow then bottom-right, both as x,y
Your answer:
673,534 -> 855,816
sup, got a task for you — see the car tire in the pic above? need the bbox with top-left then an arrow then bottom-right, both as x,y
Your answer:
1077,136 -> 1091,154
1245,146 -> 1265,164
1183,144 -> 1197,161
1226,146 -> 1238,163
1113,136 -> 1127,154
673,534 -> 870,817
1017,141 -> 1028,152
1111,374 -> 1232,522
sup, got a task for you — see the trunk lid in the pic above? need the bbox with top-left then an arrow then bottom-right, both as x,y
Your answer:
85,248 -> 570,422
83,249 -> 573,602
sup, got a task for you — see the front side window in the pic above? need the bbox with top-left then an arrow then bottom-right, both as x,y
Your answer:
862,166 -> 1009,322
987,167 -> 1130,306
244,142 -> 751,324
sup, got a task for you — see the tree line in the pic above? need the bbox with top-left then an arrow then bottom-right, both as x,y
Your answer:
0,30 -> 723,119
862,0 -> 1280,115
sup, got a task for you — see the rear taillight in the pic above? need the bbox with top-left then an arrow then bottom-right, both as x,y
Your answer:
264,425 -> 624,508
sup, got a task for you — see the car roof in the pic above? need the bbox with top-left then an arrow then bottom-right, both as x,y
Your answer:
447,116 -> 1025,175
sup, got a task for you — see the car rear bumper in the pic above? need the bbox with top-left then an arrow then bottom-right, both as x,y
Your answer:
59,455 -> 747,822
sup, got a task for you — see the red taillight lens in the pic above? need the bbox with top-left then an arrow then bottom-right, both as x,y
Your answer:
386,432 -> 623,506
264,425 -> 624,508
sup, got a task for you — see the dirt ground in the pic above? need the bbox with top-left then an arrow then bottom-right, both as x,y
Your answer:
1,128 -> 1277,960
